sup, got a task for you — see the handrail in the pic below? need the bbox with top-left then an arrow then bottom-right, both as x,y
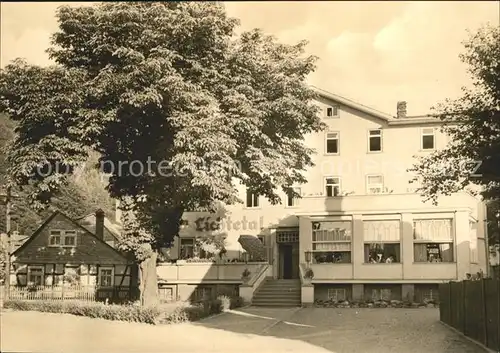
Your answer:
299,263 -> 306,285
244,264 -> 268,288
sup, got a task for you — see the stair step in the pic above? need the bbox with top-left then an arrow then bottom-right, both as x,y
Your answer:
252,303 -> 301,307
260,285 -> 301,289
252,298 -> 301,303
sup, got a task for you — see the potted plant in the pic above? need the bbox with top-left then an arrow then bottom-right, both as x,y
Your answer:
241,268 -> 251,283
303,268 -> 314,284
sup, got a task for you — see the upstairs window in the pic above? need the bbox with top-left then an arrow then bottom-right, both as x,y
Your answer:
366,175 -> 384,194
368,129 -> 382,152
421,128 -> 435,150
49,230 -> 62,246
49,230 -> 77,247
287,187 -> 301,207
246,190 -> 259,208
325,132 -> 340,154
325,177 -> 341,197
326,105 -> 339,118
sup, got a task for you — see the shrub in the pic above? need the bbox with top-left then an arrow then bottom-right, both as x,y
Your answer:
230,296 -> 244,309
3,298 -> 229,325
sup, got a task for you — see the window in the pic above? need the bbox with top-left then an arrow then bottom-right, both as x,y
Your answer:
64,231 -> 77,246
159,287 -> 174,302
287,187 -> 301,207
311,221 -> 352,263
179,238 -> 212,259
27,266 -> 44,286
49,230 -> 77,247
246,190 -> 259,208
469,221 -> 479,264
372,288 -> 392,301
413,219 -> 454,262
366,175 -> 384,194
325,132 -> 339,154
364,220 -> 401,263
327,288 -> 346,302
49,231 -> 62,246
421,128 -> 435,150
98,267 -> 114,287
368,129 -> 382,152
258,235 -> 265,245
422,288 -> 439,302
326,105 -> 339,118
325,177 -> 341,197
180,238 -> 195,259
194,286 -> 212,301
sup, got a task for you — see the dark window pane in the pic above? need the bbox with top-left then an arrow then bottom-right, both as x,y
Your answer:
369,136 -> 381,151
327,139 -> 338,153
422,135 -> 434,149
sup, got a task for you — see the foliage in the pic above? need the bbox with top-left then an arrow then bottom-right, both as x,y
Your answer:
409,24 -> 500,244
0,234 -> 5,282
241,268 -> 251,279
3,298 -> 228,324
0,2 -> 321,246
3,300 -> 163,324
0,114 -> 116,236
196,233 -> 227,258
303,268 -> 314,279
0,2 -> 322,304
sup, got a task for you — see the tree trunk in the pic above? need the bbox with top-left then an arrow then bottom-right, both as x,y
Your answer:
139,250 -> 159,307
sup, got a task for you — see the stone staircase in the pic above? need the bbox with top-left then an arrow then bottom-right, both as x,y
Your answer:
251,278 -> 302,307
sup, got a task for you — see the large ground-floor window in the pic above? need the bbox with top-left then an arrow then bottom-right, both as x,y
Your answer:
312,221 -> 352,263
413,219 -> 454,262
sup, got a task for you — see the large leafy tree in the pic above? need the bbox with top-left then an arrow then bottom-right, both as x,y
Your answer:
0,113 -> 116,235
409,24 -> 500,244
0,2 -> 322,305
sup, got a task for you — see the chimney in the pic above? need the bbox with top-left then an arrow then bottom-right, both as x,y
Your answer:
397,101 -> 407,119
95,209 -> 105,240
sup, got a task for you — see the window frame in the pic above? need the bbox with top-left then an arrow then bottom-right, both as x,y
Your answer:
421,127 -> 436,151
27,265 -> 44,287
325,131 -> 340,155
98,266 -> 114,287
366,174 -> 385,194
286,187 -> 301,208
325,105 -> 340,118
179,237 -> 195,259
368,129 -> 383,153
245,190 -> 260,209
48,229 -> 77,248
413,219 -> 454,263
363,220 -> 401,264
325,176 -> 342,197
311,220 -> 352,264
327,288 -> 347,302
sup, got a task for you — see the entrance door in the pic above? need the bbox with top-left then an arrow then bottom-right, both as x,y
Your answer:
280,244 -> 293,279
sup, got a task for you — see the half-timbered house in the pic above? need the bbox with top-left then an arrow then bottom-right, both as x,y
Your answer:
10,209 -> 139,302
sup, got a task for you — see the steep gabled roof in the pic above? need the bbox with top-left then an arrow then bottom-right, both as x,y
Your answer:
311,86 -> 395,122
11,210 -> 129,261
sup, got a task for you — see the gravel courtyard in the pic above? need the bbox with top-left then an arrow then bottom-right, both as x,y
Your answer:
196,307 -> 485,353
1,307 -> 485,353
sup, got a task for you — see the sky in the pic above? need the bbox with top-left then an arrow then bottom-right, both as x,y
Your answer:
1,1 -> 498,116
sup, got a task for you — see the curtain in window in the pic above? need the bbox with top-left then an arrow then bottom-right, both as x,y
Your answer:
440,243 -> 453,262
364,221 -> 400,241
414,244 -> 428,262
313,242 -> 351,251
413,219 -> 452,241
